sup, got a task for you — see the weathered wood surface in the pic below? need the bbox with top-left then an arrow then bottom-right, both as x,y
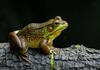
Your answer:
0,43 -> 100,70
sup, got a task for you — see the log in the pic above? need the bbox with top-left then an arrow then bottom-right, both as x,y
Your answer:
0,43 -> 100,70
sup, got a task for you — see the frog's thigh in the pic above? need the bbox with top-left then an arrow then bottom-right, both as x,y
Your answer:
9,31 -> 21,48
40,39 -> 51,54
9,32 -> 28,56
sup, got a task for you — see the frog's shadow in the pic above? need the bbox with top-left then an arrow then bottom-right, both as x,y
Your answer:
28,48 -> 43,55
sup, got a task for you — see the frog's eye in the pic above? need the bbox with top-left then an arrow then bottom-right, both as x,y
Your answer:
54,19 -> 60,25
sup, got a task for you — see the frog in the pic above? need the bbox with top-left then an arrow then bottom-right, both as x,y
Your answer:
8,16 -> 68,62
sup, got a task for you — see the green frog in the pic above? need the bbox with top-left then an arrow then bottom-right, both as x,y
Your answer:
9,16 -> 68,62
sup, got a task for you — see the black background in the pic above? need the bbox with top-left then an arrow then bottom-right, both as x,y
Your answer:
0,0 -> 99,49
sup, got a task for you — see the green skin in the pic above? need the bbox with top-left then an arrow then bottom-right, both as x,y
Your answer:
9,16 -> 68,62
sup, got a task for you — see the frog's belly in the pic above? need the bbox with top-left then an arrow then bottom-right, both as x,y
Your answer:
27,40 -> 41,48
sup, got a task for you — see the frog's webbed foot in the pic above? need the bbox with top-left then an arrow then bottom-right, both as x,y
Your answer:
11,49 -> 31,64
11,45 -> 31,64
50,47 -> 60,54
20,55 -> 32,64
40,39 -> 60,54
15,52 -> 32,64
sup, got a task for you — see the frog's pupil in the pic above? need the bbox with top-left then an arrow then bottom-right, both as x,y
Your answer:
55,22 -> 59,25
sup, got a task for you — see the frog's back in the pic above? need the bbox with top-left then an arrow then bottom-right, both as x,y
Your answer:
17,19 -> 54,37
17,25 -> 44,38
26,19 -> 54,29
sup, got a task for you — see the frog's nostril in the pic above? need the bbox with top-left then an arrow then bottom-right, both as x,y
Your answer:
62,23 -> 65,24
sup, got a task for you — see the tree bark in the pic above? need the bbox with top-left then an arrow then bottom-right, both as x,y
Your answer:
0,43 -> 100,70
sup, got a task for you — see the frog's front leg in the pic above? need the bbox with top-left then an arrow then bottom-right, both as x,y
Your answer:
9,31 -> 29,62
40,39 -> 58,54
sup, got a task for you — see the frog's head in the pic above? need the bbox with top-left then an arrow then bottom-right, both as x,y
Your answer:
47,16 -> 68,34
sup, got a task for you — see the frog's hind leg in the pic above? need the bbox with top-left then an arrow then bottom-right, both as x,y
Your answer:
9,32 -> 31,64
9,31 -> 22,60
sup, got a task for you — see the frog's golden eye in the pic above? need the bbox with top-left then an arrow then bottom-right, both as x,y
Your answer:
54,19 -> 60,25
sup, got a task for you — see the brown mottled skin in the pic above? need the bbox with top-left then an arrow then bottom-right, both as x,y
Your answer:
9,16 -> 68,62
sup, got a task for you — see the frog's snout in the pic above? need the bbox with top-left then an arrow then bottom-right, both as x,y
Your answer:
54,16 -> 68,27
60,20 -> 68,26
64,21 -> 68,27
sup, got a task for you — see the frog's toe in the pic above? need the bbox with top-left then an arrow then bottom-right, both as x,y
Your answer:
53,51 -> 57,55
23,53 -> 28,57
50,50 -> 57,55
21,56 -> 32,64
50,50 -> 53,54
54,48 -> 60,54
